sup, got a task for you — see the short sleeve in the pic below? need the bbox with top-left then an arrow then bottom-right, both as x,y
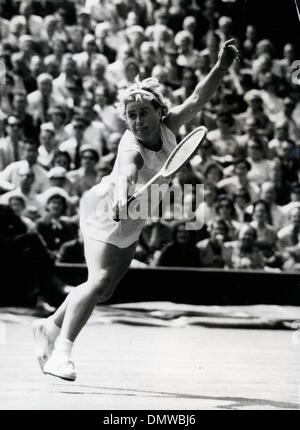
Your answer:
117,130 -> 143,157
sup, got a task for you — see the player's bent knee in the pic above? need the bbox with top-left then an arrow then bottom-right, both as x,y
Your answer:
88,272 -> 114,300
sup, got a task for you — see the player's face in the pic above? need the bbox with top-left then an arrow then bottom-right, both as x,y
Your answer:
125,100 -> 161,146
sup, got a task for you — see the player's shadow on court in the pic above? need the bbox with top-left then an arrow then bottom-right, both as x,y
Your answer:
55,384 -> 299,410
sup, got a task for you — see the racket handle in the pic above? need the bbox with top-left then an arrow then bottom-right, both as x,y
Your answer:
113,196 -> 136,222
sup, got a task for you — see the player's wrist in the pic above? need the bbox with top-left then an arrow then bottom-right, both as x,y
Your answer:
216,62 -> 228,72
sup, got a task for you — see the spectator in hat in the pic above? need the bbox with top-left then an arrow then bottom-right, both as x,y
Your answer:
7,194 -> 36,232
48,106 -> 70,145
52,54 -> 79,101
47,166 -> 76,198
38,122 -> 58,170
73,34 -> 102,78
19,0 -> 44,38
59,115 -> 90,168
174,30 -> 198,69
36,189 -> 77,257
0,139 -> 49,194
51,150 -> 72,172
0,115 -> 23,170
235,89 -> 273,139
217,157 -> 260,202
0,165 -> 44,217
73,7 -> 94,35
67,145 -> 101,197
27,73 -> 62,124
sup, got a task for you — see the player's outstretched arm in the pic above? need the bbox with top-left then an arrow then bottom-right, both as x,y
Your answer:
113,150 -> 143,220
165,39 -> 239,135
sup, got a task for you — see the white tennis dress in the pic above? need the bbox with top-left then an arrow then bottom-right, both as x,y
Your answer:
80,122 -> 177,248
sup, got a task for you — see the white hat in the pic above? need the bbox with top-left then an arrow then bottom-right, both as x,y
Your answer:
47,166 -> 67,179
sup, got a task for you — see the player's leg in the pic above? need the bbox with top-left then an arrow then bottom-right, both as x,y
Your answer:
43,238 -> 136,380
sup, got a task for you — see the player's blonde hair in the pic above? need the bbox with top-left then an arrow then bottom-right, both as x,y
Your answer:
116,75 -> 170,120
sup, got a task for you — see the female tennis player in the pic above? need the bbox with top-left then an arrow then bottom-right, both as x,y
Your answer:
33,39 -> 239,381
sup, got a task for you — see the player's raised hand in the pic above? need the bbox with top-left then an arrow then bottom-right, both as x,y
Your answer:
217,39 -> 239,71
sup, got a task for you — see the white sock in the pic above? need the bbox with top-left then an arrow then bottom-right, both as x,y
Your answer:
54,337 -> 74,359
45,318 -> 61,342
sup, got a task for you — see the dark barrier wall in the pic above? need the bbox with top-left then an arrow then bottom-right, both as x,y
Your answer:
55,264 -> 300,306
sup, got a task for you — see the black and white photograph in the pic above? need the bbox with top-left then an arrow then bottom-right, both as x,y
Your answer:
0,0 -> 299,415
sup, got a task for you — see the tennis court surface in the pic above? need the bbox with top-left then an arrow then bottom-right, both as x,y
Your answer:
0,302 -> 299,410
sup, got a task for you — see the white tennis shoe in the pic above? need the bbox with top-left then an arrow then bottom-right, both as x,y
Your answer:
32,319 -> 55,372
43,354 -> 76,381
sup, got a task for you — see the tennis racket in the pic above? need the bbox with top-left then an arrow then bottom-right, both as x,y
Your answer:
114,126 -> 207,221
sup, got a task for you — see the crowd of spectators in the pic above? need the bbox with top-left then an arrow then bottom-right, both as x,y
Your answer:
1,0 -> 300,308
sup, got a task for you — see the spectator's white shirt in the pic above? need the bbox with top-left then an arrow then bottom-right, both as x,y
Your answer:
247,158 -> 273,186
0,137 -> 22,171
217,175 -> 260,202
270,203 -> 286,231
26,14 -> 44,37
94,105 -> 126,134
281,201 -> 300,221
0,18 -> 10,38
52,73 -> 71,100
59,137 -> 90,166
64,121 -> 106,156
106,60 -> 126,84
0,160 -> 49,194
38,144 -> 58,170
207,129 -> 241,157
260,90 -> 284,121
196,202 -> 217,225
84,0 -> 114,22
27,90 -> 63,121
